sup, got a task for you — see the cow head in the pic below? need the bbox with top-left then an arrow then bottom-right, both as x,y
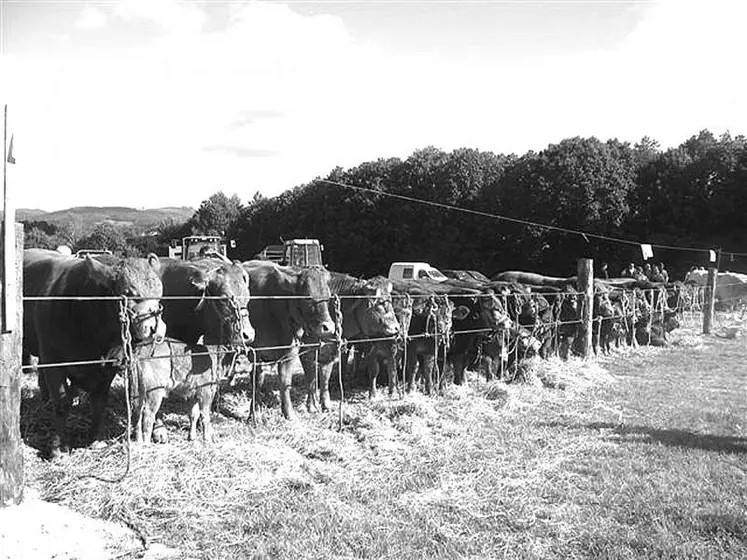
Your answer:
106,253 -> 167,341
192,261 -> 255,346
354,277 -> 400,337
478,289 -> 512,330
593,288 -> 615,319
663,310 -> 680,333
296,266 -> 335,338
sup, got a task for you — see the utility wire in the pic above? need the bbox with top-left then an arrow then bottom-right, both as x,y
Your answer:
319,179 -> 747,258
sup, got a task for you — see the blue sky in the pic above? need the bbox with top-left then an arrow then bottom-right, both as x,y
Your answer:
2,0 -> 745,210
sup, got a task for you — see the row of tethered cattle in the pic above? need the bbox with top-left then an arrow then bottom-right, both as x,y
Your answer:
22,249 -> 694,457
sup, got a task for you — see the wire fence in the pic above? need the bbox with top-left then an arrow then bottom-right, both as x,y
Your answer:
20,281 -> 733,376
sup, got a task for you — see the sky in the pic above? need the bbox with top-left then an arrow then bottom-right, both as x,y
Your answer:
1,0 -> 746,211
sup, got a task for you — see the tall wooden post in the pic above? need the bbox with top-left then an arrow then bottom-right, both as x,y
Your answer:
0,223 -> 24,506
576,258 -> 594,359
703,266 -> 717,334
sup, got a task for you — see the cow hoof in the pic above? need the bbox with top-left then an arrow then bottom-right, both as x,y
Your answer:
49,447 -> 66,461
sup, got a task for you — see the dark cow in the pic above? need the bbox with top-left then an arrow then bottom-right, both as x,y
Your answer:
492,271 -> 577,289
300,272 -> 400,411
242,261 -> 335,420
107,338 -> 222,443
480,325 -> 542,381
158,257 -> 254,347
383,280 -> 455,395
23,248 -> 165,458
361,290 -> 414,398
530,285 -> 580,359
424,280 -> 513,386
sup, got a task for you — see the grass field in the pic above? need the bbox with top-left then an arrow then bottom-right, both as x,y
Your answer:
19,316 -> 747,559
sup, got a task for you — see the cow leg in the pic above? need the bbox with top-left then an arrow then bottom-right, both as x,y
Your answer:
404,349 -> 418,393
318,362 -> 335,412
383,358 -> 396,397
189,401 -> 200,441
199,385 -> 217,443
131,393 -> 145,444
43,368 -> 72,459
422,354 -> 435,396
277,360 -> 297,421
88,368 -> 116,445
299,350 -> 320,413
367,355 -> 380,399
142,390 -> 165,444
452,353 -> 466,385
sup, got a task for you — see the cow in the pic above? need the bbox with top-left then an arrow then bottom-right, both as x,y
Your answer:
300,272 -> 400,412
107,338 -> 222,444
425,279 -> 513,386
242,261 -> 336,420
480,325 -> 542,381
23,248 -> 166,458
360,291 -> 414,398
531,285 -> 580,359
382,280 -> 456,395
158,257 -> 254,348
492,271 -> 577,289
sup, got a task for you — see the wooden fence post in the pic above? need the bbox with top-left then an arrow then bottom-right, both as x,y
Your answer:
0,223 -> 24,506
576,258 -> 594,359
703,266 -> 717,334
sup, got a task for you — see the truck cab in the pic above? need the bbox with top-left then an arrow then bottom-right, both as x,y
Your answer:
169,236 -> 228,261
388,262 -> 448,283
256,239 -> 324,268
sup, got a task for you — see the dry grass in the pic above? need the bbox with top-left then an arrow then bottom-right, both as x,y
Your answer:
17,315 -> 747,559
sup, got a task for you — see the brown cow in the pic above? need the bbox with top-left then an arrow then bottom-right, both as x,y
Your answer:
23,248 -> 165,458
242,261 -> 335,420
158,257 -> 254,347
300,272 -> 400,411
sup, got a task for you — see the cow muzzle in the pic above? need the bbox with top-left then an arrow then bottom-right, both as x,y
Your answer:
241,317 -> 256,345
129,302 -> 165,341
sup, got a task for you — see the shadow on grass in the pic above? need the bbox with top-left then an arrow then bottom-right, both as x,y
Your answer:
542,420 -> 747,454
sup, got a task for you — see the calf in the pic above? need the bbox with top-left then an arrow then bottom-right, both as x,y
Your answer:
109,338 -> 225,444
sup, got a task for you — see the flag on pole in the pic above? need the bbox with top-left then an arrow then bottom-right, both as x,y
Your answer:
6,134 -> 14,164
640,243 -> 654,261
709,250 -> 717,263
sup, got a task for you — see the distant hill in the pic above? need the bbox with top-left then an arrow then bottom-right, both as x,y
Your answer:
15,206 -> 195,234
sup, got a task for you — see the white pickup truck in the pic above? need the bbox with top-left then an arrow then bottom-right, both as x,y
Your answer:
387,262 -> 448,283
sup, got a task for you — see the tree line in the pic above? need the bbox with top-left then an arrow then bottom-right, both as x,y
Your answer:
24,130 -> 747,280
227,130 -> 747,279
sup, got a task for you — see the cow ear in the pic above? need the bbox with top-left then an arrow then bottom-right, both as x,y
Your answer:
452,305 -> 470,321
146,253 -> 160,273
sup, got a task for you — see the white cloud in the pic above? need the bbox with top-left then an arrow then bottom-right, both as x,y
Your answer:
74,6 -> 108,30
113,0 -> 206,34
6,0 -> 747,211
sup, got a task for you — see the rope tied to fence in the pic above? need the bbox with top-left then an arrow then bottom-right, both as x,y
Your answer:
332,295 -> 345,431
392,293 -> 413,398
78,296 -> 134,483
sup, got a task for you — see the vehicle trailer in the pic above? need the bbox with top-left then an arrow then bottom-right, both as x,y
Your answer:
256,238 -> 324,267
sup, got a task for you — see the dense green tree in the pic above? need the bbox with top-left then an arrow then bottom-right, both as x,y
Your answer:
206,129 -> 747,279
191,192 -> 243,236
76,223 -> 138,257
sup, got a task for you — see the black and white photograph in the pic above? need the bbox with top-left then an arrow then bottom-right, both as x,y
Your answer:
1,1 -> 746,558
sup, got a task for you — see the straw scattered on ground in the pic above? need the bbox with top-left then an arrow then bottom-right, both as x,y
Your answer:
11,316 -> 747,560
